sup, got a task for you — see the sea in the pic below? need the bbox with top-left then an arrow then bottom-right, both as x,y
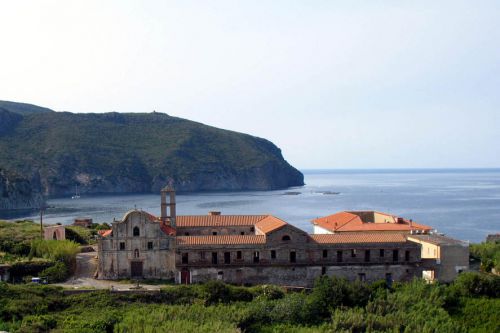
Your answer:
1,169 -> 499,243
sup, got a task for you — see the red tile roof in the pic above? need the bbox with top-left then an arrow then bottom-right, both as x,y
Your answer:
176,215 -> 268,227
310,233 -> 407,244
255,215 -> 288,234
176,235 -> 266,246
312,211 -> 431,233
312,212 -> 362,231
98,229 -> 112,237
160,223 -> 176,236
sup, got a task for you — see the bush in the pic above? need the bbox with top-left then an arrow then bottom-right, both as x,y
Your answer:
40,262 -> 69,283
201,280 -> 232,305
251,285 -> 285,301
64,226 -> 93,245
29,239 -> 80,268
450,272 -> 500,298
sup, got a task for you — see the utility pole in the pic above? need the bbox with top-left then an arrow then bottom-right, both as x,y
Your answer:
40,207 -> 44,239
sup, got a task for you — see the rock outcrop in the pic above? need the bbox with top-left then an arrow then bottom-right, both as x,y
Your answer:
0,168 -> 44,210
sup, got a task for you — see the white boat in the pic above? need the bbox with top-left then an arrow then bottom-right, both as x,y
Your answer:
71,185 -> 81,199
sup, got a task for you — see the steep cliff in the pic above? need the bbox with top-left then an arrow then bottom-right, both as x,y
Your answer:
0,168 -> 44,210
0,102 -> 304,198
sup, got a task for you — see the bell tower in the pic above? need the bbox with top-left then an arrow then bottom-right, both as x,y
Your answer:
160,179 -> 176,228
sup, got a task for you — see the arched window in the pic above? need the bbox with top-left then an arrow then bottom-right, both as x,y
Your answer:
133,226 -> 140,236
134,249 -> 139,258
282,235 -> 291,241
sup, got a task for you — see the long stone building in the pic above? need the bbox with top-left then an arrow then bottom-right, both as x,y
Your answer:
97,187 -> 468,286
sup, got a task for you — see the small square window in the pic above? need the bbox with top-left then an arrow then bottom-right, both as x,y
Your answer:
147,242 -> 153,250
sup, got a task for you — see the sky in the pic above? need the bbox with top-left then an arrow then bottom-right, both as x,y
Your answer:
1,1 -> 499,169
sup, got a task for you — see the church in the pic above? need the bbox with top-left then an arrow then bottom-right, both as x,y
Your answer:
97,186 -> 468,286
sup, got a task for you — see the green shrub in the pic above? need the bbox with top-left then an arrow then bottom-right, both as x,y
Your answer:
64,226 -> 93,245
201,280 -> 232,305
251,284 -> 285,301
29,239 -> 80,268
40,262 -> 69,283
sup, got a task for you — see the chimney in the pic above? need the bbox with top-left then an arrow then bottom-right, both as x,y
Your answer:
209,211 -> 221,216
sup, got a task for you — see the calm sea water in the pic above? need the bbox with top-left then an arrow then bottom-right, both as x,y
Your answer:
2,169 -> 499,243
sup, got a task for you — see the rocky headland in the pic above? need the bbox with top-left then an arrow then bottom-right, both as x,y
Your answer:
0,101 -> 304,208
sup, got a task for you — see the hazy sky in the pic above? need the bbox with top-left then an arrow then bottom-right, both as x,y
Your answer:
1,1 -> 499,169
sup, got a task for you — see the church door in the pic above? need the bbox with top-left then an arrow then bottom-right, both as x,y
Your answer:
131,261 -> 143,278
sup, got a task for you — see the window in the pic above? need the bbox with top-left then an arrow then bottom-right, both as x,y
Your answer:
200,251 -> 206,260
337,250 -> 343,262
184,232 -> 190,236
182,252 -> 189,264
271,250 -> 276,259
236,251 -> 242,260
393,250 -> 399,262
358,273 -> 366,282
290,251 -> 296,263
250,227 -> 255,232
253,251 -> 260,263
322,249 -> 328,258
134,249 -> 139,258
351,249 -> 357,258
212,231 -> 218,235
212,252 -> 218,264
240,231 -> 245,235
405,250 -> 410,262
364,250 -> 370,262
282,235 -> 291,241
133,227 -> 140,236
380,249 -> 385,257
120,242 -> 125,250
147,242 -> 153,250
321,266 -> 327,275
224,252 -> 231,264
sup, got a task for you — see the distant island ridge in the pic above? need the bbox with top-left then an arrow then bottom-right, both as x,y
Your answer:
0,100 -> 303,210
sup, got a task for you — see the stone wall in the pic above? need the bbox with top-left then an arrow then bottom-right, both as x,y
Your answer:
185,264 -> 419,287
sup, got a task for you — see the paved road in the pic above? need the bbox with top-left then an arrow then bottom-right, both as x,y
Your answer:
56,249 -> 162,291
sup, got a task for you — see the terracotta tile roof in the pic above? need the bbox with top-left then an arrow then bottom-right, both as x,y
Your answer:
176,215 -> 268,227
310,233 -> 407,244
255,215 -> 288,234
312,212 -> 362,231
98,229 -> 112,237
176,235 -> 266,246
312,211 -> 432,233
160,223 -> 176,236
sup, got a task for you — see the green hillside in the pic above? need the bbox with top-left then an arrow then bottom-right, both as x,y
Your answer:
0,100 -> 54,115
0,102 -> 303,197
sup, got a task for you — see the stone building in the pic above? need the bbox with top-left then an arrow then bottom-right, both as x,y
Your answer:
97,187 -> 467,286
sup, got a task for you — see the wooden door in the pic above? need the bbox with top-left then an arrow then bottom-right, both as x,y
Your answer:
181,269 -> 190,284
131,261 -> 143,278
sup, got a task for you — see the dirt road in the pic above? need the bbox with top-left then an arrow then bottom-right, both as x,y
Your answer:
56,249 -> 162,291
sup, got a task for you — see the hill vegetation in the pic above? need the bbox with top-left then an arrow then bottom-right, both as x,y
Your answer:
0,274 -> 498,332
0,101 -> 303,201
